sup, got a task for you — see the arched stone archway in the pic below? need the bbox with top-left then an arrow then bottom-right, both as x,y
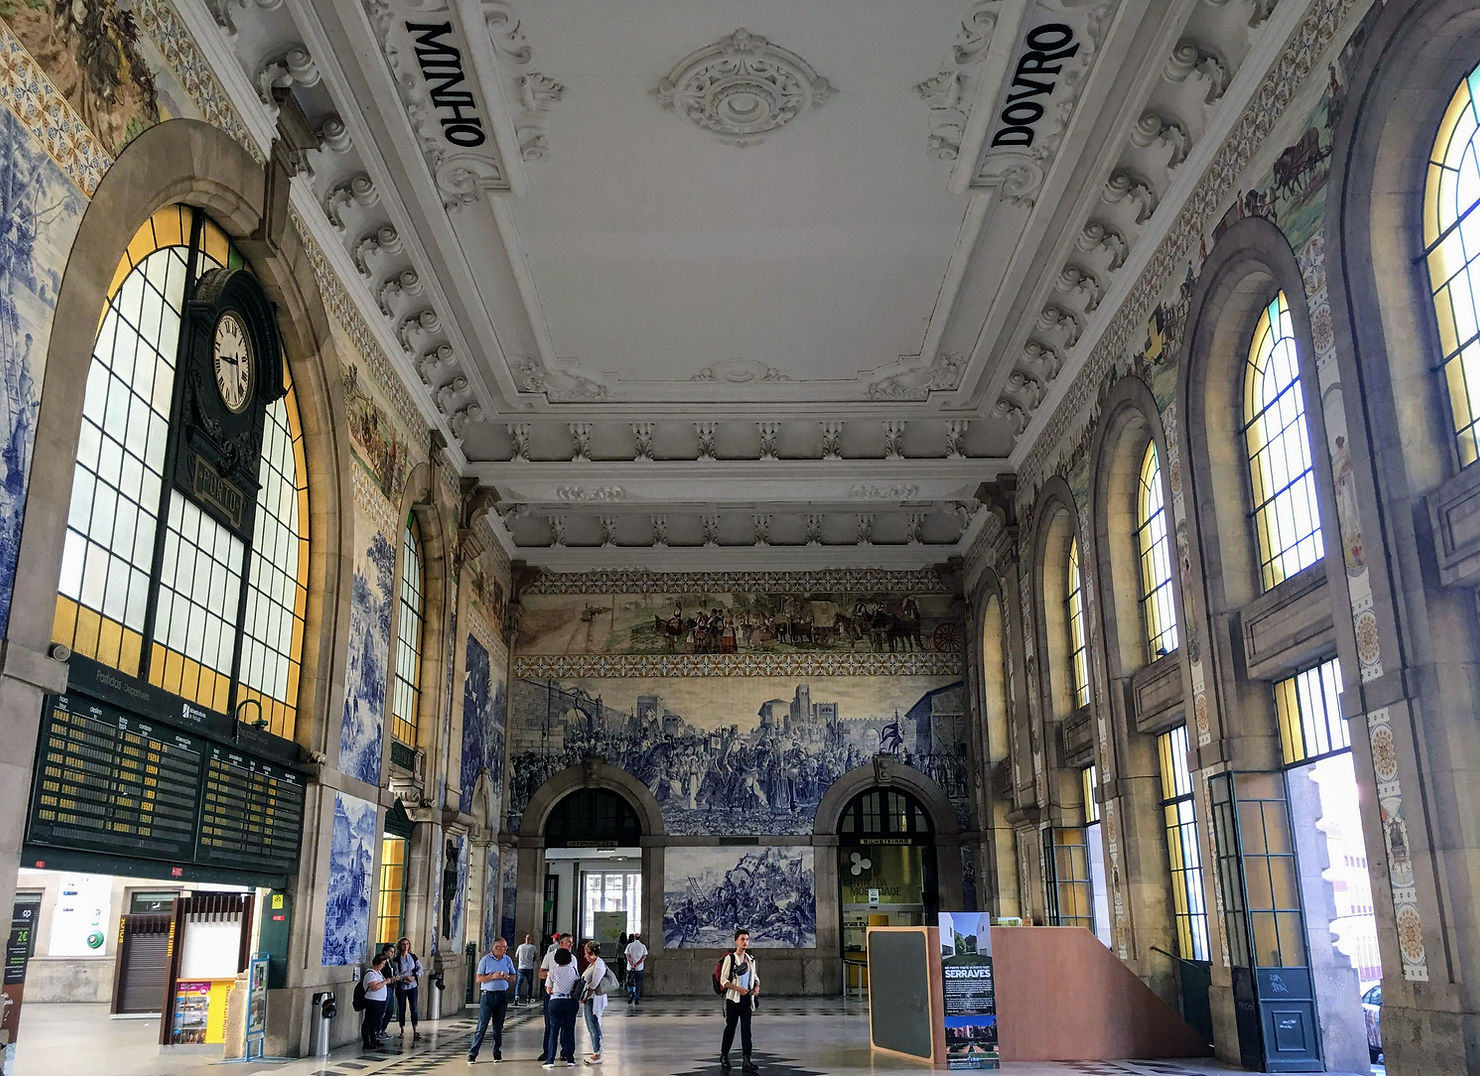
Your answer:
811,757 -> 963,988
511,759 -> 665,981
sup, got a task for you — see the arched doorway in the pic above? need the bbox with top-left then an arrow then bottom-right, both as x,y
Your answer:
543,789 -> 643,957
836,786 -> 938,964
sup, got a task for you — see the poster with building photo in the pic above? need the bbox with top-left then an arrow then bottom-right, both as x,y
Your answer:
938,911 -> 998,1069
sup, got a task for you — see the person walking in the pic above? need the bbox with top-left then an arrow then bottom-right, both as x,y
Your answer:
542,947 -> 580,1069
579,940 -> 609,1065
614,932 -> 628,990
514,934 -> 539,1005
717,928 -> 760,1073
392,937 -> 424,1039
622,932 -> 648,1006
537,934 -> 574,1063
468,937 -> 516,1064
361,952 -> 395,1051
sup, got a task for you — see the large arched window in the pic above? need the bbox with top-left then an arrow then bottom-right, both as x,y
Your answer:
52,206 -> 309,737
1136,442 -> 1179,658
1066,537 -> 1089,708
1424,61 -> 1480,466
390,513 -> 425,746
1243,291 -> 1323,590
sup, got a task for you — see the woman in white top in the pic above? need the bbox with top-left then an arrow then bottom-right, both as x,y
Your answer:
718,928 -> 760,1073
579,940 -> 610,1064
543,948 -> 581,1067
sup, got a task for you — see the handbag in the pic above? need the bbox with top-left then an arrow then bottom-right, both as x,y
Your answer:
596,965 -> 620,996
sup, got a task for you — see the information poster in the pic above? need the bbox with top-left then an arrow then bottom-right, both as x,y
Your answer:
938,911 -> 998,1069
3,898 -> 38,1076
246,955 -> 268,1057
171,981 -> 212,1044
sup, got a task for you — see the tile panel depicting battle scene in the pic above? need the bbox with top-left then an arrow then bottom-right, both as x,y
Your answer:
506,673 -> 969,837
508,574 -> 969,839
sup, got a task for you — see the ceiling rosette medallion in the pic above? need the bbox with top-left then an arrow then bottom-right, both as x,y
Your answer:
653,28 -> 835,147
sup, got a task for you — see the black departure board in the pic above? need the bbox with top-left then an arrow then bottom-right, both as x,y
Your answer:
197,747 -> 305,876
27,690 -> 307,884
28,696 -> 204,861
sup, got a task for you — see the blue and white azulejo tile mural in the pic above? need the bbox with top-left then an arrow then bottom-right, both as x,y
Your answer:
322,791 -> 377,966
338,514 -> 393,786
663,845 -> 816,949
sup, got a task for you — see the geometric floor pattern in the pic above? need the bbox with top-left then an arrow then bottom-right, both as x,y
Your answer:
10,1000 -> 1381,1076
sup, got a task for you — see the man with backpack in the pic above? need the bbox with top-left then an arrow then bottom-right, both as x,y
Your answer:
716,928 -> 760,1073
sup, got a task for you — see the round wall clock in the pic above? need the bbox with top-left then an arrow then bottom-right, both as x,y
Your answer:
212,309 -> 254,413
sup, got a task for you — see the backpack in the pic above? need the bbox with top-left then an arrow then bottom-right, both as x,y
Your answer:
352,978 -> 366,1012
712,956 -> 726,995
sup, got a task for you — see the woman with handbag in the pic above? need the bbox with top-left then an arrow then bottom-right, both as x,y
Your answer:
718,927 -> 760,1073
579,940 -> 611,1064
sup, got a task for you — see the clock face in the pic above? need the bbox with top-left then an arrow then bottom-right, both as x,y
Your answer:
213,311 -> 254,414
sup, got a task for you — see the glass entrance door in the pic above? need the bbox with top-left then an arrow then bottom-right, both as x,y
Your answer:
1210,771 -> 1322,1072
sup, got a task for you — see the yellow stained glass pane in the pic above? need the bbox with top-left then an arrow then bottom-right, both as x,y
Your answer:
97,616 -> 123,668
201,218 -> 231,270
52,596 -> 78,648
119,629 -> 142,676
74,605 -> 101,657
150,205 -> 187,250
1426,163 -> 1445,246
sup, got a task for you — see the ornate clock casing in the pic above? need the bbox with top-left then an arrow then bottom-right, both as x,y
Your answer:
171,267 -> 286,540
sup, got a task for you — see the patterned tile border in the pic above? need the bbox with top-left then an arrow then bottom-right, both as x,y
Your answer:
139,0 -> 260,160
1020,0 -> 1360,487
513,651 -> 963,679
0,18 -> 111,196
523,567 -> 953,596
353,466 -> 400,534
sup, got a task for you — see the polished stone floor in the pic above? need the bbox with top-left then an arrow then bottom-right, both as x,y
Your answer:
9,1000 -> 1380,1076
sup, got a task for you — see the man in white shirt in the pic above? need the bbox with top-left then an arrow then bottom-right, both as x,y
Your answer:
514,933 -> 539,1005
623,932 -> 648,1006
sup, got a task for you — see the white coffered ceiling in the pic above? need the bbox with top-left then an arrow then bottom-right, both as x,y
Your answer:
188,0 -> 1302,570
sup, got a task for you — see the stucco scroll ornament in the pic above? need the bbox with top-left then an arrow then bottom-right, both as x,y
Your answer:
436,154 -> 507,210
208,0 -> 284,37
653,28 -> 836,147
912,2 -> 999,163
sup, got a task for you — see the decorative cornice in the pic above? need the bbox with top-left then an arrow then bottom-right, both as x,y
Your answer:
1019,0 -> 1362,486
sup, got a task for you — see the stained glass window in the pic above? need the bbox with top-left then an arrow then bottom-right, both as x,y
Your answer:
1243,292 -> 1323,590
1136,442 -> 1179,659
54,207 -> 309,738
1425,63 -> 1480,465
1067,537 -> 1090,708
1158,724 -> 1210,961
390,515 -> 425,746
1274,658 -> 1348,766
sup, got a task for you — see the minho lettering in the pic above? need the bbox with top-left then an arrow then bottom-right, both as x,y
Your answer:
405,21 -> 488,147
989,23 -> 1079,149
